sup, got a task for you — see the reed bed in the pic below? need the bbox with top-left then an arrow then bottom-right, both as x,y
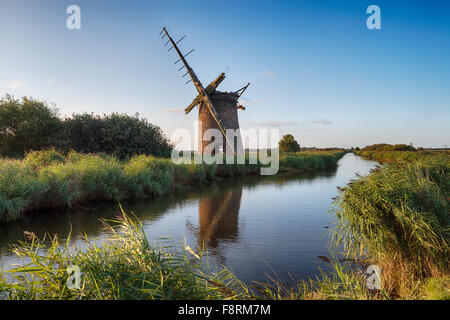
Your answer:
331,155 -> 449,299
1,166 -> 448,301
279,151 -> 344,172
0,208 -> 394,300
0,149 -> 346,223
0,211 -> 255,300
1,149 -> 448,299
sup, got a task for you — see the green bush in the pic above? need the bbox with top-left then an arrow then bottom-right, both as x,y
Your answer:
58,113 -> 173,159
0,94 -> 173,159
0,95 -> 61,157
279,134 -> 300,153
359,143 -> 416,152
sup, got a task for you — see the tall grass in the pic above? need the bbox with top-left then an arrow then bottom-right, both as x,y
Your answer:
0,209 -> 389,300
279,151 -> 344,172
0,208 -> 419,300
1,156 -> 448,300
331,156 -> 449,298
0,211 -> 254,300
0,149 -> 346,223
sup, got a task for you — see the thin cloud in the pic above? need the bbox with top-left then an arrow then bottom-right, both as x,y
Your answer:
163,108 -> 184,114
251,121 -> 298,127
47,78 -> 55,84
311,120 -> 332,125
7,80 -> 25,89
260,71 -> 275,79
240,99 -> 265,107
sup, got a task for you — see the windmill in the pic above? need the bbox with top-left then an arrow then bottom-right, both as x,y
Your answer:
160,27 -> 250,156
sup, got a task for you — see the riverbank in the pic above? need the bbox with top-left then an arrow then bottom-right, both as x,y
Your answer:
0,149 -> 346,223
0,212 -> 283,299
326,151 -> 449,299
1,152 -> 448,299
355,149 -> 449,163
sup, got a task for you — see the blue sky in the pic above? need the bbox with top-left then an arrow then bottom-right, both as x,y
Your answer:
1,0 -> 449,148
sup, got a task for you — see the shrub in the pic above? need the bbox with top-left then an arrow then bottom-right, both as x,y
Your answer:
359,143 -> 416,152
279,134 -> 300,153
0,94 -> 173,159
58,113 -> 173,159
0,95 -> 61,157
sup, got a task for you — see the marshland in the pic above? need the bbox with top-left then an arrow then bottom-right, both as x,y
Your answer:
0,95 -> 449,300
2,0 -> 450,303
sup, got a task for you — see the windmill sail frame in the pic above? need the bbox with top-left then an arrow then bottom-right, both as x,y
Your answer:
161,27 -> 249,157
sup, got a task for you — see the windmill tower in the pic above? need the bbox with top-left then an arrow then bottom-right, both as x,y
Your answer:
160,27 -> 249,156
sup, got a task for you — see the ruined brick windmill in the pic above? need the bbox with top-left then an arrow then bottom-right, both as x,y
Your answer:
160,27 -> 250,156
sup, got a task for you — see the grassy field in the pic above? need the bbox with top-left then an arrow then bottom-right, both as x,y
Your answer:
354,144 -> 449,163
0,149 -> 346,223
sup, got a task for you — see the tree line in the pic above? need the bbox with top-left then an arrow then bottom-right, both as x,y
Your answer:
359,143 -> 417,152
0,94 -> 173,159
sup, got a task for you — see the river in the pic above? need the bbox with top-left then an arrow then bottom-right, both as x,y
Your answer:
0,153 -> 378,285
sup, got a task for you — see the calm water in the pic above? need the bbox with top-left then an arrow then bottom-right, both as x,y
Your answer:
0,153 -> 377,284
